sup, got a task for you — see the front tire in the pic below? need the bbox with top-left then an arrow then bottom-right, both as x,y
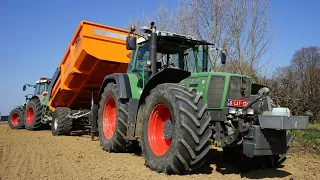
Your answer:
98,83 -> 133,152
25,98 -> 43,130
140,83 -> 212,174
52,107 -> 73,136
8,106 -> 25,129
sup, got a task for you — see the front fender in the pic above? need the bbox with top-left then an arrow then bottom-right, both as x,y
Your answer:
98,73 -> 132,99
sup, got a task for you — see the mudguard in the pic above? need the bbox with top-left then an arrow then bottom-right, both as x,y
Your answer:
138,68 -> 191,105
30,95 -> 45,105
98,73 -> 132,99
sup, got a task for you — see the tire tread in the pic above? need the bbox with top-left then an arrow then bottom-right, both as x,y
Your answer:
141,83 -> 211,174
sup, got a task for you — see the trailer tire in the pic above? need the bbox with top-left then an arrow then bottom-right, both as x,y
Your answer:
25,98 -> 43,130
52,107 -> 72,136
8,106 -> 25,129
140,83 -> 211,174
98,83 -> 133,153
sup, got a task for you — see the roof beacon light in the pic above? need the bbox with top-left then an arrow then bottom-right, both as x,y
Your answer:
130,25 -> 136,33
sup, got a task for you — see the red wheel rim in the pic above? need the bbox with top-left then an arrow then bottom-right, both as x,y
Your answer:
26,107 -> 34,125
103,97 -> 116,139
11,113 -> 20,126
148,104 -> 172,156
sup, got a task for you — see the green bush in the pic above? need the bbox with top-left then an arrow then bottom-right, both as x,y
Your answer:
292,123 -> 320,154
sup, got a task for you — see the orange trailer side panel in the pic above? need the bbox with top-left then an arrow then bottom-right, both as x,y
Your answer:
49,21 -> 131,110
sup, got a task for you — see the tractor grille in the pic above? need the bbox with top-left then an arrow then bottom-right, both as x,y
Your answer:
207,76 -> 225,108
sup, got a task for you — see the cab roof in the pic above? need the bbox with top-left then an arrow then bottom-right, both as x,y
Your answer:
137,30 -> 214,54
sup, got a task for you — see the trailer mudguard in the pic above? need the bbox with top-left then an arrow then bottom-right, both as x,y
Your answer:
47,68 -> 60,101
98,73 -> 132,99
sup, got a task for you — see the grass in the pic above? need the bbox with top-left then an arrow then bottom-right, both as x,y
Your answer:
291,122 -> 320,155
309,122 -> 320,130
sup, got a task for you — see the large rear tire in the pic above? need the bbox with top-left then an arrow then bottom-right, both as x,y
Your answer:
8,106 -> 25,129
24,98 -> 43,130
52,107 -> 73,136
140,83 -> 212,174
98,83 -> 134,152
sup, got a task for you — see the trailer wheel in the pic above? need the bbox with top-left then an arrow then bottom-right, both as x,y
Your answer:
25,98 -> 43,130
98,83 -> 133,152
52,107 -> 72,136
8,106 -> 25,129
140,83 -> 212,174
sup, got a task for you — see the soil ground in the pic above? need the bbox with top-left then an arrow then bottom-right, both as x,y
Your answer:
0,122 -> 319,180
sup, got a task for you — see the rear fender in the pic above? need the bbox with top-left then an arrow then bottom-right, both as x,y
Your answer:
30,95 -> 43,104
138,68 -> 191,105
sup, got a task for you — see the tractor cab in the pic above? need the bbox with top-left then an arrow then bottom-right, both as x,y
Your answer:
126,27 -> 226,76
23,77 -> 51,103
125,24 -> 229,96
34,79 -> 50,96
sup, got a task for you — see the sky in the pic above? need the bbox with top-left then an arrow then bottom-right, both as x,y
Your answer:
0,0 -> 319,115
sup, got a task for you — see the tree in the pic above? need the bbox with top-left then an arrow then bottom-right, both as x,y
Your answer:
130,0 -> 274,79
291,46 -> 320,121
269,46 -> 320,122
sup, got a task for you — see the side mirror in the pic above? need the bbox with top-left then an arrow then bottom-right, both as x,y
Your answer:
126,36 -> 136,50
126,25 -> 137,50
23,85 -> 26,91
221,52 -> 226,65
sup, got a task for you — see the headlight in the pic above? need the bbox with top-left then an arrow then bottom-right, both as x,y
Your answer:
228,107 -> 236,114
246,108 -> 254,115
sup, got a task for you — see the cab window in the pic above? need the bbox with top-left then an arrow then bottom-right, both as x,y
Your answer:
34,83 -> 46,95
127,51 -> 135,72
135,42 -> 149,71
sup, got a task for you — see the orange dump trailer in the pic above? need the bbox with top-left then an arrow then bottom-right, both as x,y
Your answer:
48,21 -> 131,110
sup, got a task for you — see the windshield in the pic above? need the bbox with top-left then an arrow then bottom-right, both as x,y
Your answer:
130,41 -> 207,73
34,83 -> 46,95
160,47 -> 205,73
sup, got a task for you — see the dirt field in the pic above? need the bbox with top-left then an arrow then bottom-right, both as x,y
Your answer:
0,122 -> 319,180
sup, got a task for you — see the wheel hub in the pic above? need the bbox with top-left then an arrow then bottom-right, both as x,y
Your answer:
148,104 -> 172,157
163,119 -> 173,140
10,113 -> 20,126
26,107 -> 34,125
103,97 -> 116,140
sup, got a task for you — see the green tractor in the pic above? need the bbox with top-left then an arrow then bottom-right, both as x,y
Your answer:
8,77 -> 52,130
96,22 -> 309,174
